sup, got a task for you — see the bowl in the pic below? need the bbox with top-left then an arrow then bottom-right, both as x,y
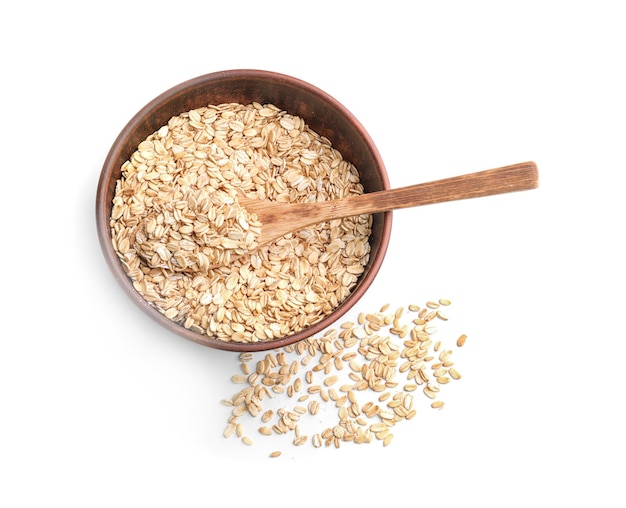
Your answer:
96,69 -> 392,352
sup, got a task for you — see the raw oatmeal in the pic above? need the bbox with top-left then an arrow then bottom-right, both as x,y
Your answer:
109,102 -> 372,344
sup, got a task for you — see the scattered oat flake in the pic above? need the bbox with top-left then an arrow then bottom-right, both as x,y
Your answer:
221,298 -> 467,455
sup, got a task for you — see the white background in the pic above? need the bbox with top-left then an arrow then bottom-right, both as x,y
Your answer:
2,1 -> 625,506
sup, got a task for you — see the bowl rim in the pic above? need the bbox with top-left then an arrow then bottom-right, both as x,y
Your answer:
96,69 -> 392,352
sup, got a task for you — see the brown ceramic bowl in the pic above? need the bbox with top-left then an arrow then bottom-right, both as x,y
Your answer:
96,69 -> 392,352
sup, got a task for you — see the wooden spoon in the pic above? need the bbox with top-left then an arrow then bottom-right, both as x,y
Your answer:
213,161 -> 538,268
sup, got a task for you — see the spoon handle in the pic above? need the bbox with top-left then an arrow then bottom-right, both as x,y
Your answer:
319,161 -> 538,218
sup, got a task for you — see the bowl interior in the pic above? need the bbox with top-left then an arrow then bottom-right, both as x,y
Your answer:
96,69 -> 392,352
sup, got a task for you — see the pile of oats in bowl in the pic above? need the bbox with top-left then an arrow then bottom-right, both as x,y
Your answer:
109,102 -> 372,344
